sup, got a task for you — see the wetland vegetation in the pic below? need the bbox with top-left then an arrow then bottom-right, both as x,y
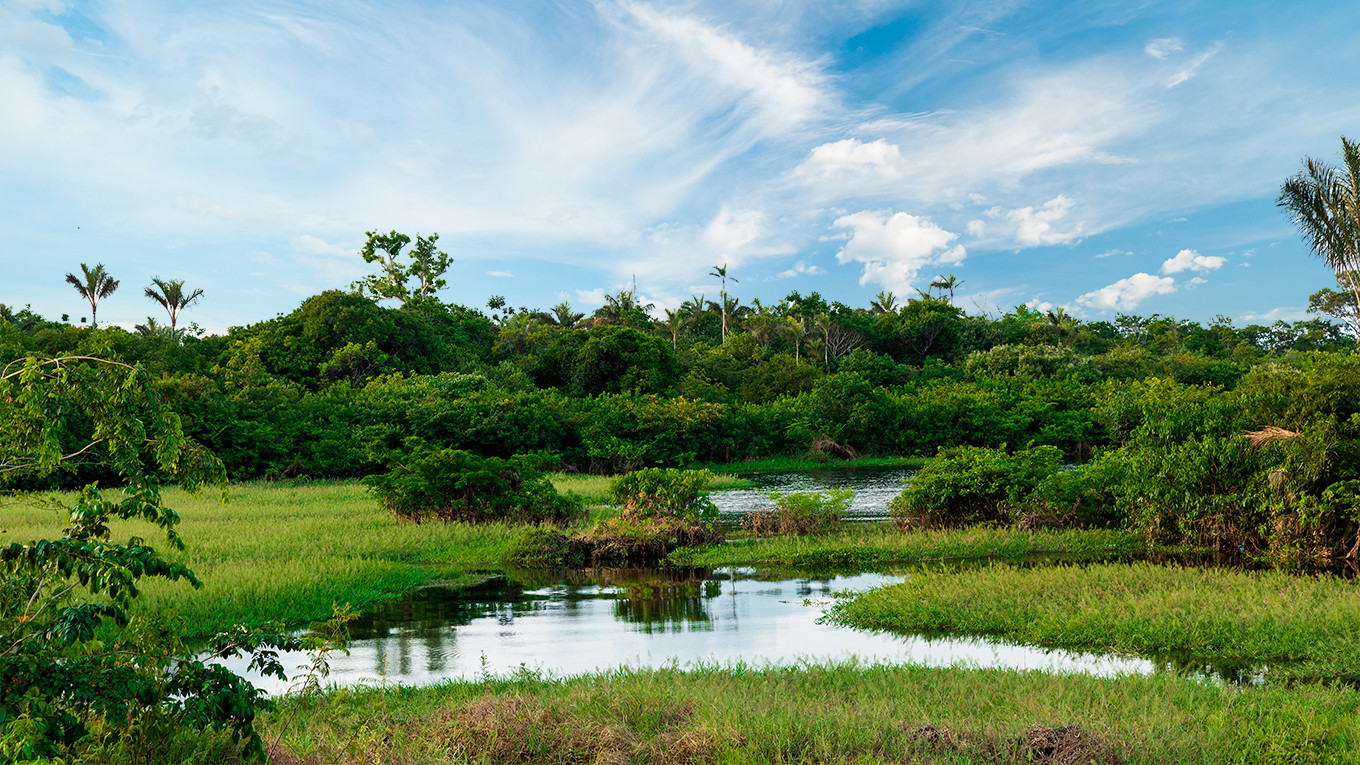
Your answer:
5,209 -> 1360,760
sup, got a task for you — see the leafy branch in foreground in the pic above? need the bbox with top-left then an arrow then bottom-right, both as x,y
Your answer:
0,355 -> 313,762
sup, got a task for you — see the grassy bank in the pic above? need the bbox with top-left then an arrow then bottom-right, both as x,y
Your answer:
4,481 -> 525,635
676,526 -> 1149,569
701,455 -> 928,474
829,561 -> 1360,683
547,471 -> 749,504
245,663 -> 1360,765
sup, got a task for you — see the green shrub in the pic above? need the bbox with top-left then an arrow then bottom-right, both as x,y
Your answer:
888,444 -> 1063,529
745,488 -> 854,536
363,444 -> 582,523
607,468 -> 718,521
506,526 -> 583,568
575,515 -> 723,566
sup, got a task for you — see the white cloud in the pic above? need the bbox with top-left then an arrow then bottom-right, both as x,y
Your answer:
777,260 -> 824,278
1075,273 -> 1177,311
990,195 -> 1083,247
703,206 -> 766,262
487,270 -> 513,278
1240,306 -> 1309,324
795,138 -> 902,180
831,209 -> 965,292
1026,298 -> 1055,314
1186,276 -> 1208,289
1168,43 -> 1222,88
966,219 -> 985,237
1160,248 -> 1225,274
291,234 -> 351,258
1094,248 -> 1131,259
1144,38 -> 1184,60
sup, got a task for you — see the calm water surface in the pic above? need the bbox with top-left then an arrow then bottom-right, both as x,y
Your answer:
228,567 -> 1153,695
710,465 -> 914,526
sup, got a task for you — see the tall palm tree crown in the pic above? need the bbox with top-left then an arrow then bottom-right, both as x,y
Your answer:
65,263 -> 120,326
708,264 -> 738,343
1279,136 -> 1360,333
144,277 -> 204,336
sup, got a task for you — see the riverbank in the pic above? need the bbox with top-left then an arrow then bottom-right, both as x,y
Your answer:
242,663 -> 1359,765
828,561 -> 1360,684
5,479 -> 1137,635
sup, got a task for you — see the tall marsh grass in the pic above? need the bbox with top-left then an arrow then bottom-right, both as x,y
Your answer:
260,662 -> 1360,764
3,481 -> 523,634
830,561 -> 1360,682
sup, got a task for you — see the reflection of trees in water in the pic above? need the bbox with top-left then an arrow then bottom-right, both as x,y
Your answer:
612,579 -> 722,634
1148,652 -> 1271,686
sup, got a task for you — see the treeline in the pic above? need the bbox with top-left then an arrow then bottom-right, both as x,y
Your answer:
1,286 -> 1354,487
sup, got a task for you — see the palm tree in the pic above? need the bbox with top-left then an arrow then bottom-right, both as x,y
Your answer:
929,274 -> 963,304
65,263 -> 119,326
709,264 -> 738,343
870,290 -> 898,316
661,309 -> 691,351
1279,136 -> 1360,333
144,278 -> 204,339
785,316 -> 807,362
548,301 -> 584,329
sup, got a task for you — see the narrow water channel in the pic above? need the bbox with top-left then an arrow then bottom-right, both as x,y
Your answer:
224,567 -> 1153,695
709,464 -> 914,526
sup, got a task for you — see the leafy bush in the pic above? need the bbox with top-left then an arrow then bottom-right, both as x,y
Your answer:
745,488 -> 854,536
607,468 -> 718,521
364,443 -> 582,523
575,515 -> 723,566
0,355 -> 308,762
506,526 -> 583,568
889,444 -> 1063,529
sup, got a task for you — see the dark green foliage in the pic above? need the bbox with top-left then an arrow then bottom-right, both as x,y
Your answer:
363,444 -> 582,523
570,326 -> 678,396
0,355 -> 300,762
888,444 -> 1064,528
506,527 -> 583,568
606,468 -> 718,521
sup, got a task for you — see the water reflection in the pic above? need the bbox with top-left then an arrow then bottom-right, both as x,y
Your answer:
710,466 -> 914,526
222,567 -> 1155,695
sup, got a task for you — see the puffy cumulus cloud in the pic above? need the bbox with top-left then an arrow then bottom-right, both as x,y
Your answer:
703,206 -> 766,262
989,195 -> 1083,247
1144,38 -> 1184,60
831,210 -> 965,293
777,260 -> 824,278
795,138 -> 902,180
1075,273 -> 1176,311
1160,248 -> 1225,274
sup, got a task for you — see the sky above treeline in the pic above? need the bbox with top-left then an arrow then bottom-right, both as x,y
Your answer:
3,0 -> 1358,334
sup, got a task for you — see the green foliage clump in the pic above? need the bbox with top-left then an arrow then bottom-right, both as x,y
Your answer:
607,467 -> 718,521
745,488 -> 853,536
888,444 -> 1063,529
363,443 -> 582,524
0,355 -> 306,762
506,526 -> 583,568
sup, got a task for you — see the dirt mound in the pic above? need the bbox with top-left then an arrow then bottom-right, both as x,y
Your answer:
1018,725 -> 1123,765
904,723 -> 1122,765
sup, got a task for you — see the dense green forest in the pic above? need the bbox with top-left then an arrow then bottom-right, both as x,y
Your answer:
2,280 -> 1353,484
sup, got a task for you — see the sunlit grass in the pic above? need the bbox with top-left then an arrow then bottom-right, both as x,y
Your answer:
548,471 -> 749,504
260,662 -> 1360,764
3,481 -> 523,635
829,561 -> 1360,682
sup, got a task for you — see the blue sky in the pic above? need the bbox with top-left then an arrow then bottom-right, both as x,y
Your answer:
3,0 -> 1358,333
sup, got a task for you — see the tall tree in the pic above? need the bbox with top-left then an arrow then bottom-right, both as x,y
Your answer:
64,262 -> 119,326
144,277 -> 204,339
870,290 -> 898,316
354,230 -> 452,304
661,308 -> 691,351
709,264 -> 738,343
929,274 -> 963,304
1279,136 -> 1360,338
548,300 -> 584,329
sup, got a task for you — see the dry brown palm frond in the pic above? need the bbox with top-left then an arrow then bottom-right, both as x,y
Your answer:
1245,426 -> 1299,449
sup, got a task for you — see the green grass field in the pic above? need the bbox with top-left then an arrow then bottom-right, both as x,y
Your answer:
246,663 -> 1360,765
829,561 -> 1360,683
